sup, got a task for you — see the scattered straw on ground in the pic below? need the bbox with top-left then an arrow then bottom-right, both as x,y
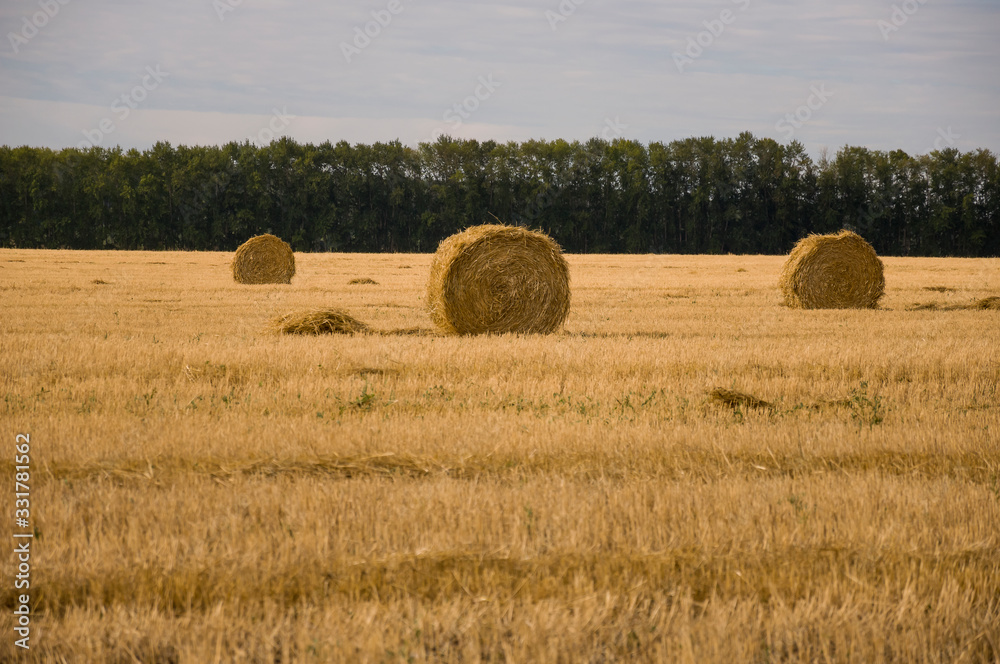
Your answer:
231,234 -> 295,285
779,230 -> 884,309
708,388 -> 774,410
908,296 -> 1000,311
426,224 -> 571,335
269,309 -> 434,336
378,327 -> 435,336
968,296 -> 1000,310
270,309 -> 370,335
708,389 -> 860,413
349,278 -> 379,285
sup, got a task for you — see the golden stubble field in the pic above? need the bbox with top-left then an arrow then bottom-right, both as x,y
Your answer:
1,249 -> 999,663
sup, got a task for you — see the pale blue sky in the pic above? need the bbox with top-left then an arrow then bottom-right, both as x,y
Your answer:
1,0 -> 997,157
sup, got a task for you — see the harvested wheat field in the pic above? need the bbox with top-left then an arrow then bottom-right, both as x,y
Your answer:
1,249 -> 999,663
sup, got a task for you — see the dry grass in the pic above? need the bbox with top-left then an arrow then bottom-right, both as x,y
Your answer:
1,249 -> 999,662
232,234 -> 296,285
349,277 -> 379,285
426,224 -> 571,335
779,230 -> 885,309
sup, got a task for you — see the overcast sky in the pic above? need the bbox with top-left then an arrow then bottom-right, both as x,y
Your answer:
1,0 -> 997,158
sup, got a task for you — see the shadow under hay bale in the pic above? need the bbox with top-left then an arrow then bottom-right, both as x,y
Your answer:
232,234 -> 295,285
708,388 -> 774,410
270,309 -> 370,335
779,230 -> 884,309
426,223 -> 571,335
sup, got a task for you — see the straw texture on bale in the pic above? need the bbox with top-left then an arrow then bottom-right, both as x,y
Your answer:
779,230 -> 885,309
232,234 -> 295,284
270,309 -> 369,335
426,224 -> 570,335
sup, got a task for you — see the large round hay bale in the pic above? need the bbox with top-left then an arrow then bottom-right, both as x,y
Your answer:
232,234 -> 295,284
426,224 -> 570,335
779,230 -> 885,309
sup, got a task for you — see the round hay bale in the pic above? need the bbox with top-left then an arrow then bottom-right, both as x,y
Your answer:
232,234 -> 295,284
426,224 -> 570,335
779,230 -> 885,309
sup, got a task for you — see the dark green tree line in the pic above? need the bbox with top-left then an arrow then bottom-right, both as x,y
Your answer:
1,133 -> 997,256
